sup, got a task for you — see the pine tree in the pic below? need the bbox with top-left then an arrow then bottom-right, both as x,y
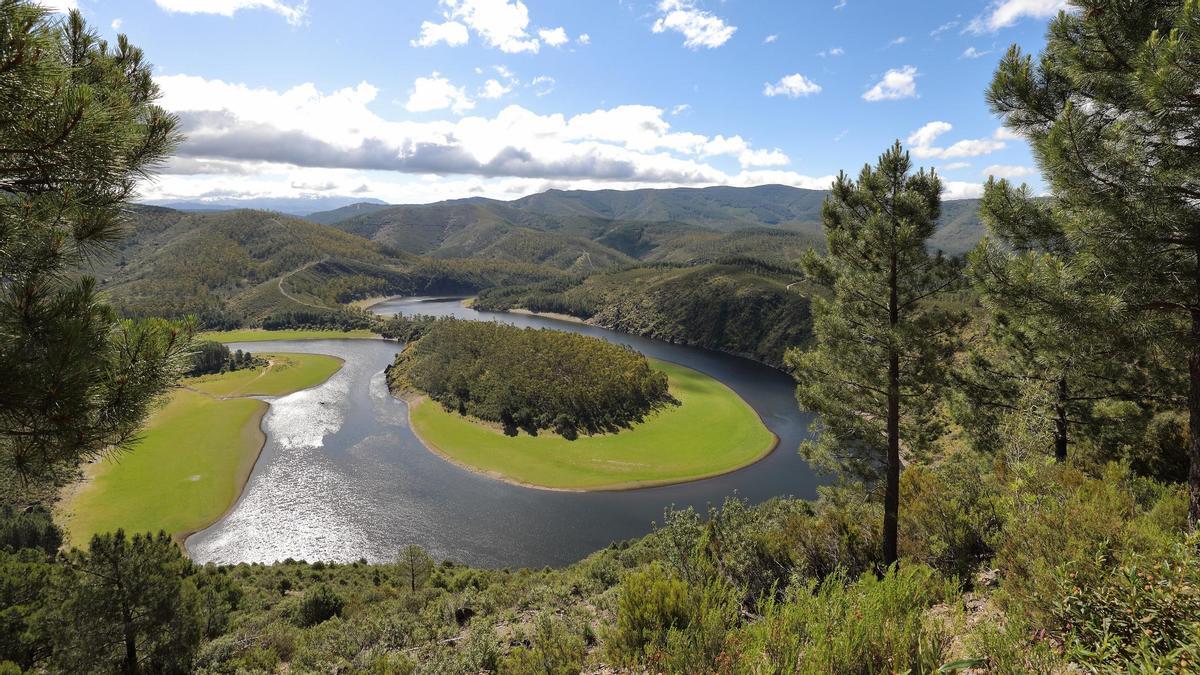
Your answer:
0,3 -> 191,491
396,544 -> 433,593
956,178 -> 1160,462
787,142 -> 964,566
44,530 -> 202,674
987,0 -> 1200,526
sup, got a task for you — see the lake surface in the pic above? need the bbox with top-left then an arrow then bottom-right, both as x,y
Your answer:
187,298 -> 821,568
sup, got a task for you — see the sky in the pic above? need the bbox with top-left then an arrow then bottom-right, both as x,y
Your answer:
43,0 -> 1068,205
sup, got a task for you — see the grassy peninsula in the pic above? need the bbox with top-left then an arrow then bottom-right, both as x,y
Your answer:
58,353 -> 343,546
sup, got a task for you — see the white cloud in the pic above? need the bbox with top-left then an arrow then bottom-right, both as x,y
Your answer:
930,20 -> 959,37
405,73 -> 475,115
440,0 -> 541,54
652,0 -> 737,50
888,36 -> 908,47
152,74 -> 815,195
818,47 -> 845,57
538,26 -> 569,47
983,164 -> 1037,179
833,0 -> 847,9
153,0 -> 307,24
671,104 -> 692,115
944,181 -> 985,200
994,127 -> 1023,141
478,79 -> 513,99
962,46 -> 990,59
906,121 -> 1006,159
412,20 -> 470,48
577,33 -> 591,45
764,73 -> 822,98
764,34 -> 778,44
863,65 -> 918,102
37,0 -> 76,12
940,161 -> 971,171
111,18 -> 123,30
529,75 -> 555,96
969,0 -> 1068,32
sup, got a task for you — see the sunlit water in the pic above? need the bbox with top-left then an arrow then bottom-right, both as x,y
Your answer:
187,298 -> 821,568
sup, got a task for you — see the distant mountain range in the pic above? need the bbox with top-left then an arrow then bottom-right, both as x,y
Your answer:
303,184 -> 988,259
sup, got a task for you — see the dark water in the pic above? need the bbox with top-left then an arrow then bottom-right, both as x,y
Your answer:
187,298 -> 821,568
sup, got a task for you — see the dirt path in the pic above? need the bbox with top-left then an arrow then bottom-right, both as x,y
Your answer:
276,256 -> 330,309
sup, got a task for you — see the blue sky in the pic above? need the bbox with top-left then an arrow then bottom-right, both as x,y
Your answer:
47,0 -> 1066,204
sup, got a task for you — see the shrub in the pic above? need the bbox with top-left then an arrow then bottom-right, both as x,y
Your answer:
606,564 -> 692,662
899,452 -> 1002,582
1054,538 -> 1200,670
730,565 -> 956,675
296,584 -> 345,627
499,614 -> 586,675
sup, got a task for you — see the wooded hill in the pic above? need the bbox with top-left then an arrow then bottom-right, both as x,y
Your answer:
99,206 -> 564,327
308,184 -> 988,261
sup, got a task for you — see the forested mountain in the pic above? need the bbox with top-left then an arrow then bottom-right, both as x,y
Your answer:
99,207 -> 564,327
309,185 -> 988,259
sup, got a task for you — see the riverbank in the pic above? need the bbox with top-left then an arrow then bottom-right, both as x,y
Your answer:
404,359 -> 777,492
199,328 -> 379,342
56,353 -> 344,547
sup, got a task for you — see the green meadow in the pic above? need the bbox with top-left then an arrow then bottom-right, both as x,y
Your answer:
59,353 -> 342,547
409,360 -> 776,491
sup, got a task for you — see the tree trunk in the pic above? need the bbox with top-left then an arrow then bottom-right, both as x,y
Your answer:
884,251 -> 900,568
1189,311 -> 1200,530
1054,377 -> 1068,463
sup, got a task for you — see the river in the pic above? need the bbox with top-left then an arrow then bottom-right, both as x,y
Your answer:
187,298 -> 821,568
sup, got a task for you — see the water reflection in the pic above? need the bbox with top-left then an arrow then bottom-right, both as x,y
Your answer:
188,298 -> 821,568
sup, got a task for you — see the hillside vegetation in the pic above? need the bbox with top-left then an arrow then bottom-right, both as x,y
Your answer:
388,319 -> 672,437
476,263 -> 814,367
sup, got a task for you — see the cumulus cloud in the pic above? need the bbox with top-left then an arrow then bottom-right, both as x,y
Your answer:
478,79 -> 513,100
538,26 -> 569,47
764,34 -> 778,44
962,47 -> 990,59
763,74 -> 822,98
863,65 -> 918,102
405,73 -> 475,114
818,47 -> 844,57
153,0 -> 307,24
439,0 -> 541,53
411,20 -> 470,47
155,75 -> 812,190
111,18 -> 123,30
906,121 -> 1006,159
969,0 -> 1068,32
944,181 -> 985,200
652,0 -> 737,50
983,164 -> 1037,179
577,33 -> 591,45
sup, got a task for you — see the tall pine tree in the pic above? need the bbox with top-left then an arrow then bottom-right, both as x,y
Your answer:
0,4 -> 191,493
787,142 -> 963,566
956,178 -> 1159,463
987,0 -> 1200,525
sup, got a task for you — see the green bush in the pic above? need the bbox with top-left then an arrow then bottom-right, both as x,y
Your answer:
730,565 -> 955,675
296,584 -> 345,627
899,452 -> 1002,582
499,614 -> 586,675
1054,537 -> 1200,670
606,564 -> 692,663
992,462 -> 1186,622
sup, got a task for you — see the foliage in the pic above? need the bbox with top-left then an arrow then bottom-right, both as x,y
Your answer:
0,2 -> 192,482
730,565 -> 956,675
1054,538 -> 1200,670
44,530 -> 202,674
987,0 -> 1200,526
296,584 -> 345,627
0,506 -> 61,555
377,313 -> 439,342
186,341 -> 259,377
389,319 -> 672,436
788,142 -> 965,565
396,545 -> 434,593
499,614 -> 587,675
